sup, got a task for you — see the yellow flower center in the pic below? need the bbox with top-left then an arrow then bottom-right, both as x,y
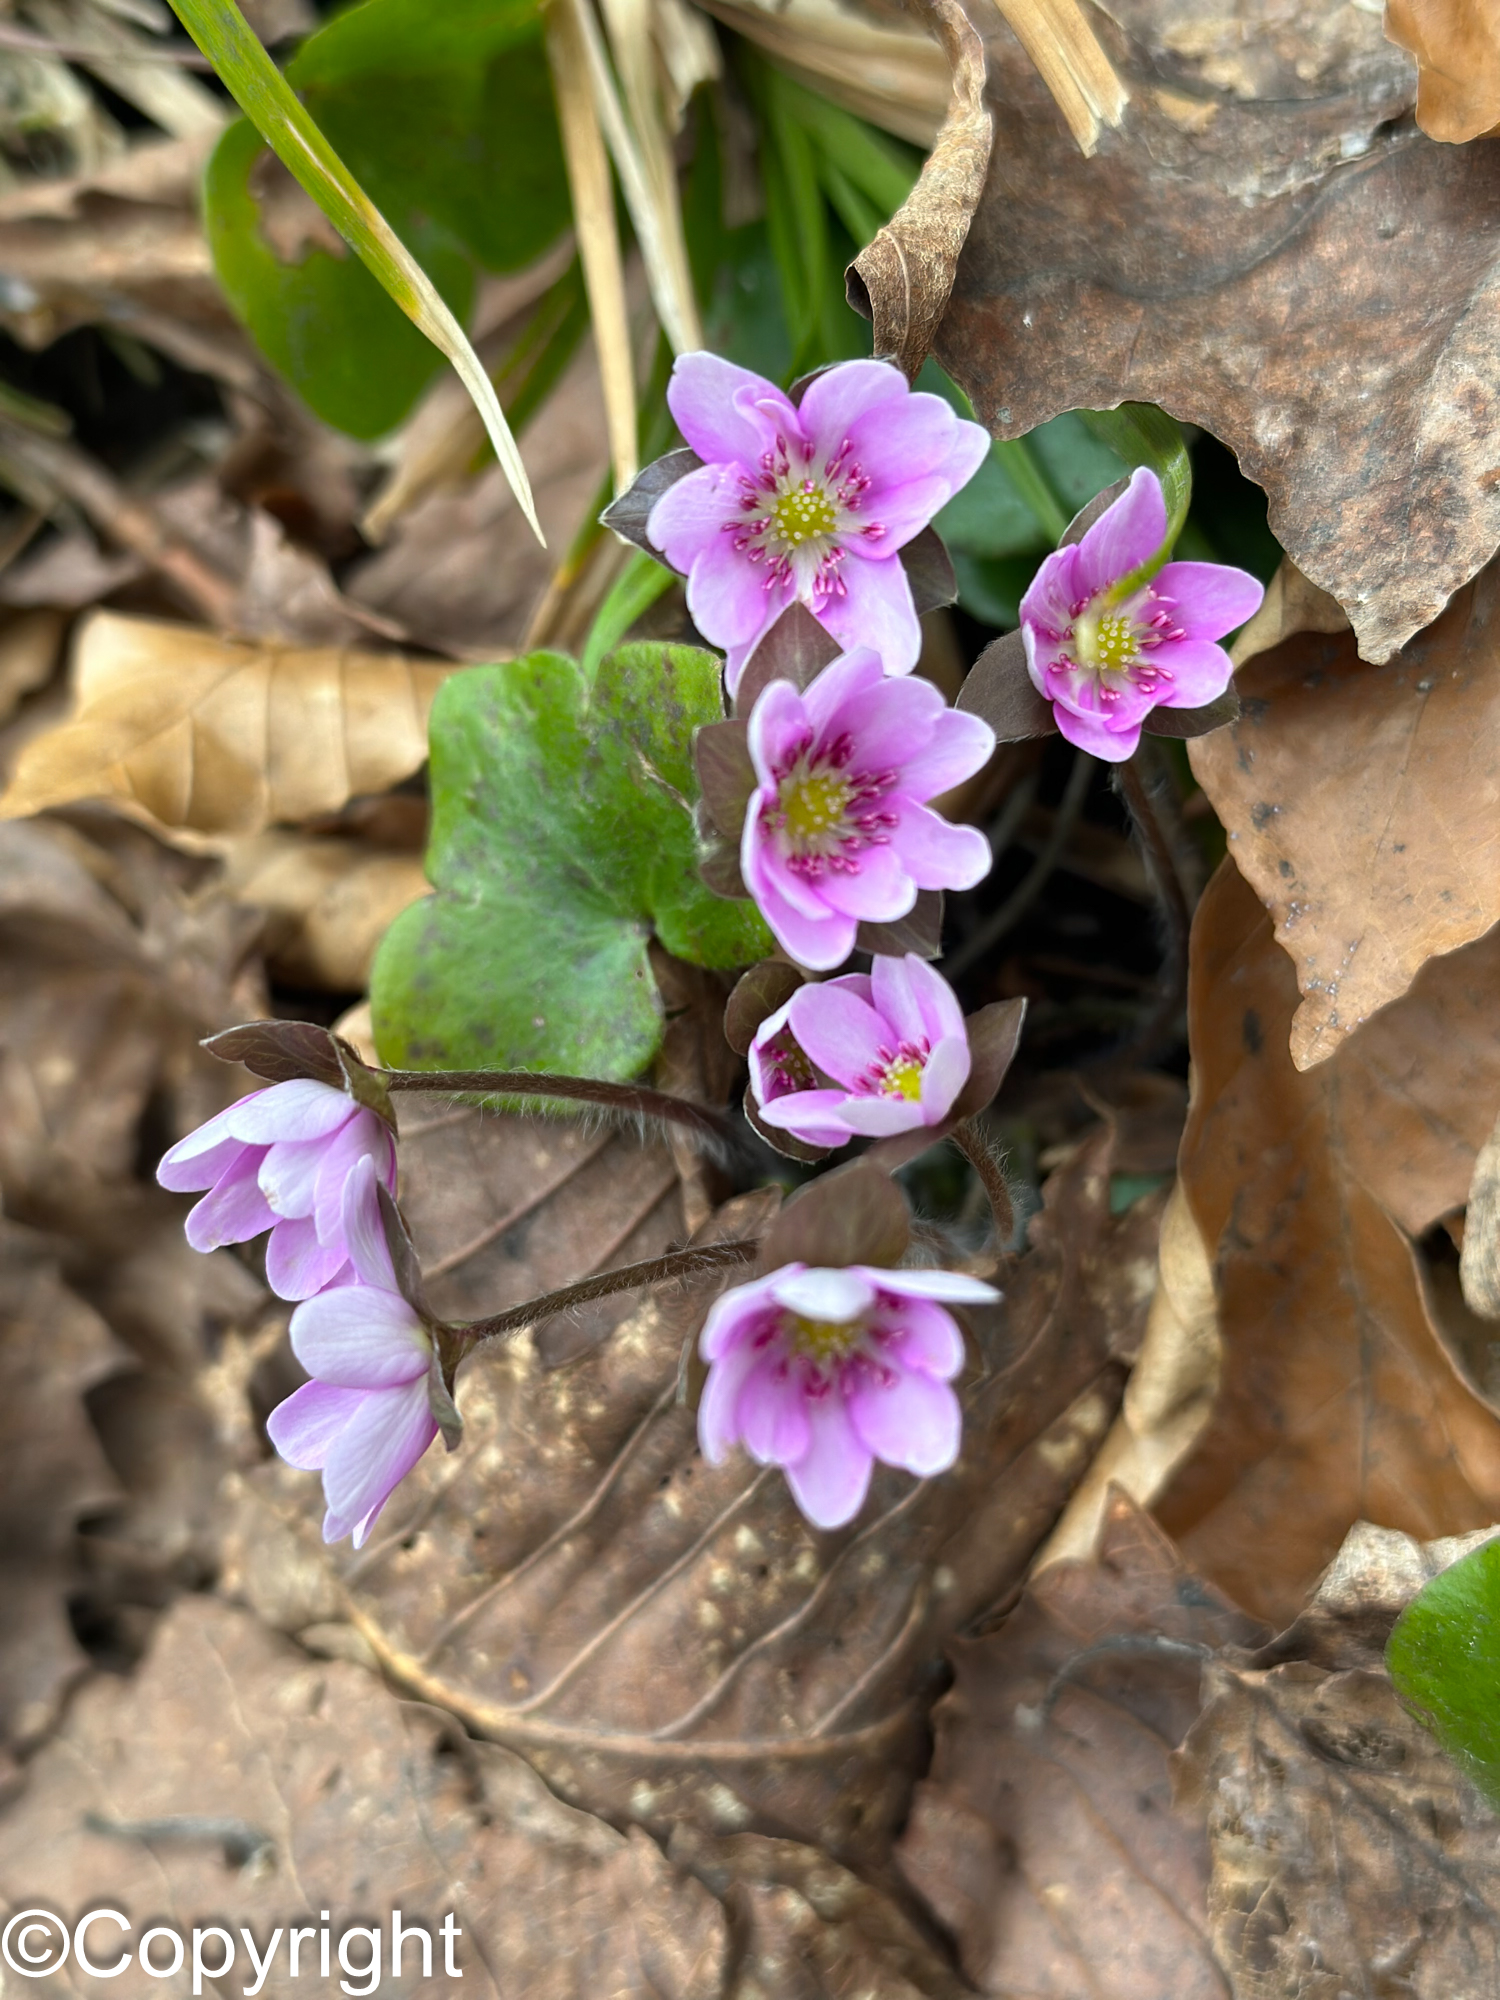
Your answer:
879,1055 -> 925,1101
779,768 -> 852,843
772,482 -> 838,547
1072,606 -> 1140,674
787,1312 -> 863,1363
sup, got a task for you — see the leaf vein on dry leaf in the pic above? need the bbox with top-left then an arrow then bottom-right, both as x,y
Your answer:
811,1575 -> 930,1738
419,1129 -> 617,1280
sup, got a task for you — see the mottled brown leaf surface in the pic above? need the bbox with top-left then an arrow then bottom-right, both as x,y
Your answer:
1386,0 -> 1500,142
0,1225 -> 122,1749
1193,565 -> 1500,1068
0,1595 -> 730,1999
933,0 -> 1500,664
1177,1520 -> 1500,1999
227,1124 -> 1161,1864
1155,862 -> 1500,1623
900,1494 -> 1257,1998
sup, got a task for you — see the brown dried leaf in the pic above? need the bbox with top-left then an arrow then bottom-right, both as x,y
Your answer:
847,0 -> 993,379
898,1493 -> 1259,1996
0,1594 -> 732,1999
1177,1519 -> 1500,1998
1154,861 -> 1500,1624
933,1 -> 1500,665
228,1124 -> 1159,1863
1192,564 -> 1500,1068
0,1222 -> 122,1749
222,834 -> 429,992
0,612 -> 452,839
1386,0 -> 1500,142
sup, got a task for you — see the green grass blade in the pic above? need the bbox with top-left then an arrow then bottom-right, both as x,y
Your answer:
168,0 -> 543,543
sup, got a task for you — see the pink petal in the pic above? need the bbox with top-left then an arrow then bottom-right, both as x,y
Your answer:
685,521 -> 796,652
647,460 -> 742,569
184,1148 -> 277,1251
894,708 -> 996,801
698,1332 -> 763,1462
667,351 -> 795,466
265,1214 -> 351,1301
313,1111 -> 396,1246
917,1034 -> 971,1123
770,1265 -> 875,1320
876,1298 -> 966,1378
783,1393 -> 873,1529
812,672 -> 946,777
1073,468 -> 1167,602
814,549 -> 922,675
1148,636 -> 1236,709
320,1377 -> 438,1548
787,983 -> 891,1088
1019,545 -> 1082,642
1052,702 -> 1141,762
700,1268 -> 792,1362
870,953 -> 960,1048
258,1134 -> 326,1220
736,1356 -> 812,1466
864,1267 -> 1000,1305
835,1093 -> 928,1138
889,802 -> 992,890
742,827 -> 857,970
267,1379 -> 366,1470
1153,561 -> 1264,640
798,644 -> 888,738
221,1078 -> 354,1145
157,1109 -> 252,1187
847,1361 -> 961,1477
814,843 -> 917,922
743,808 -> 839,920
289,1284 -> 429,1388
747,676 -> 812,786
755,1090 -> 859,1149
796,359 -> 908,458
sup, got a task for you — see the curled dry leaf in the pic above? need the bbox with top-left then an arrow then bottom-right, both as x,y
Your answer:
1193,561 -> 1500,1069
933,0 -> 1500,665
847,0 -> 993,380
0,612 -> 453,841
1176,1519 -> 1500,1998
222,833 -> 429,992
898,1492 -> 1260,1997
1461,1108 -> 1500,1321
1153,862 -> 1500,1625
229,1123 -> 1161,1864
0,1594 -> 733,2000
1385,0 -> 1500,142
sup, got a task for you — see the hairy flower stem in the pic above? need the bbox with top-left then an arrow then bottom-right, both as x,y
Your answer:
380,1068 -> 736,1153
454,1238 -> 761,1345
1112,751 -> 1193,1062
951,1119 -> 1015,1245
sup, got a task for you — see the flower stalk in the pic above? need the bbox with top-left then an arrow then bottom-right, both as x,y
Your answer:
453,1238 -> 763,1345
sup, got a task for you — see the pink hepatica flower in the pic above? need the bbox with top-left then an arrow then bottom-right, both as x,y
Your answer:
699,1261 -> 998,1528
267,1157 -> 438,1548
157,1077 -> 396,1300
742,646 -> 994,970
1020,467 -> 1264,762
750,954 -> 969,1147
648,353 -> 989,690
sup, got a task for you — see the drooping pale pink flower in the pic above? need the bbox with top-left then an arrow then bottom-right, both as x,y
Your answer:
267,1156 -> 438,1548
1019,467 -> 1264,762
648,353 -> 989,690
699,1261 -> 997,1528
740,646 -> 993,970
750,954 -> 970,1147
157,1077 -> 396,1300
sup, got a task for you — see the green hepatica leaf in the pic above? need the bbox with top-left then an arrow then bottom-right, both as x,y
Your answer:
287,0 -> 568,279
370,644 -> 772,1082
1387,1537 -> 1500,1812
204,118 -> 473,439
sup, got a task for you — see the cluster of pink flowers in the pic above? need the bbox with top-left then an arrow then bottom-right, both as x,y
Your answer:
158,350 -> 1259,1544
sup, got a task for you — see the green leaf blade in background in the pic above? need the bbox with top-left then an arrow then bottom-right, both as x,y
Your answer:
1387,1536 -> 1500,1812
370,644 -> 771,1085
